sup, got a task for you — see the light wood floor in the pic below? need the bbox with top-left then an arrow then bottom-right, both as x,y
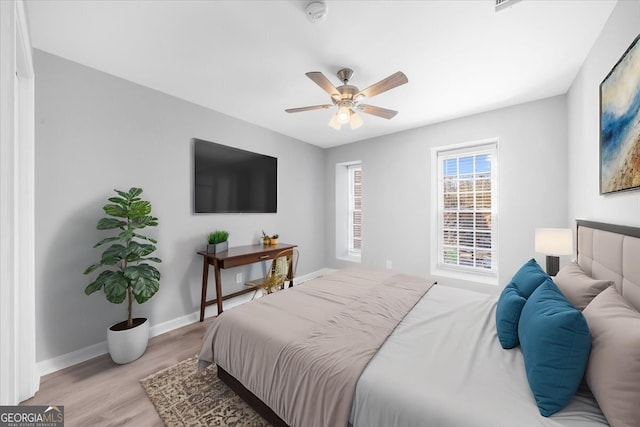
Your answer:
22,317 -> 215,427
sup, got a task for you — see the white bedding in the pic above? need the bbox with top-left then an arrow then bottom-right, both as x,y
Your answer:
350,285 -> 608,427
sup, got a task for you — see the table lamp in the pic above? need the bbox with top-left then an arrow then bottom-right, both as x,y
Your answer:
534,228 -> 573,276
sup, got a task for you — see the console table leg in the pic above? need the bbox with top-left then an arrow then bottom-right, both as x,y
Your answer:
200,256 -> 209,322
214,259 -> 223,315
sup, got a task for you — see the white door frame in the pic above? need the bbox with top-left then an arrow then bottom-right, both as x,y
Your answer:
0,0 -> 38,404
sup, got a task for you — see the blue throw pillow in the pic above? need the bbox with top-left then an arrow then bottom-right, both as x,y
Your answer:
518,279 -> 591,417
495,259 -> 548,349
495,283 -> 526,349
511,258 -> 549,298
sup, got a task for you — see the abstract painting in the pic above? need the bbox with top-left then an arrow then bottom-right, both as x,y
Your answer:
600,34 -> 640,194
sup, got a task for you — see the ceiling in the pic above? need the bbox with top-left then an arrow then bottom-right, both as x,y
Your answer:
25,0 -> 616,148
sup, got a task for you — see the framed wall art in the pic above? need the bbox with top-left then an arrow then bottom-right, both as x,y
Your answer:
600,33 -> 640,194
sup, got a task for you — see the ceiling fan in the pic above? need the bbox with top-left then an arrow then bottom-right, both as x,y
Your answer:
285,68 -> 408,130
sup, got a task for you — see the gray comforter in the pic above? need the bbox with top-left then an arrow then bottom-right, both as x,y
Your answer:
198,268 -> 434,427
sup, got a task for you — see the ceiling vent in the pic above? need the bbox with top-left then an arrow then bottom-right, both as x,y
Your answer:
495,0 -> 522,12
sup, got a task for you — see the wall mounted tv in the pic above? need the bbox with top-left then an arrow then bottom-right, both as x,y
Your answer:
193,138 -> 277,213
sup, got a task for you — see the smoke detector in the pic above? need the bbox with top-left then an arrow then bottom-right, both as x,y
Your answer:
306,1 -> 328,23
495,0 -> 522,12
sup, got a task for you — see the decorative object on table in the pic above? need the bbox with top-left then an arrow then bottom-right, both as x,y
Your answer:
245,248 -> 298,297
600,33 -> 640,194
207,230 -> 229,253
140,357 -> 267,426
534,228 -> 573,276
261,230 -> 271,246
84,187 -> 161,364
261,230 -> 278,245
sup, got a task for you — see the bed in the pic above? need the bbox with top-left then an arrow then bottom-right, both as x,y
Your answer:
198,220 -> 640,427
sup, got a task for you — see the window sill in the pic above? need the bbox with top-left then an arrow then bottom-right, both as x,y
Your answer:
432,266 -> 498,286
337,254 -> 361,264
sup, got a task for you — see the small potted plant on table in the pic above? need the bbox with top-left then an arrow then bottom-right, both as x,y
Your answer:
207,230 -> 229,253
261,230 -> 279,245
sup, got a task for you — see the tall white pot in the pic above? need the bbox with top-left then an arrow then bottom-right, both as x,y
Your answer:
107,318 -> 149,364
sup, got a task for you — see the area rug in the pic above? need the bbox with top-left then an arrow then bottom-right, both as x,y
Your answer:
140,357 -> 269,426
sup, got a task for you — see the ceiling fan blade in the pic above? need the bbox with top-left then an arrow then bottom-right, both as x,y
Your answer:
356,71 -> 408,99
285,104 -> 333,113
359,104 -> 398,119
306,72 -> 341,99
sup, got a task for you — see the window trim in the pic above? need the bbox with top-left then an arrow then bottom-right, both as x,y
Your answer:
335,160 -> 362,263
430,138 -> 499,286
348,163 -> 361,256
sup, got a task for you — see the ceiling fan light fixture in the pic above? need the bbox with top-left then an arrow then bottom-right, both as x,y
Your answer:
350,110 -> 363,129
286,68 -> 408,131
328,114 -> 341,130
337,105 -> 350,124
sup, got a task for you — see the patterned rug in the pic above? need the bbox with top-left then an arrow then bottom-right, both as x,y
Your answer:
140,357 -> 269,426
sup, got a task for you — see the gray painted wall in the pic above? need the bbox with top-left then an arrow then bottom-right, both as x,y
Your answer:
324,95 -> 569,292
34,50 -> 325,362
35,0 -> 637,363
568,0 -> 640,227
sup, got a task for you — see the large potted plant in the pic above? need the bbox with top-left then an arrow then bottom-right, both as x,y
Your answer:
84,187 -> 161,364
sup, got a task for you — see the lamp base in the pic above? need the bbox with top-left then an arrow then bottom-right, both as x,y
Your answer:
546,255 -> 560,276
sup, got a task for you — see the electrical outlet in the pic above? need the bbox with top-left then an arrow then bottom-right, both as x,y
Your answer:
386,260 -> 392,270
236,273 -> 243,284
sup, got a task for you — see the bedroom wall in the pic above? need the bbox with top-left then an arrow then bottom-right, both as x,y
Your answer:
325,95 -> 569,292
567,0 -> 640,227
34,50 -> 325,364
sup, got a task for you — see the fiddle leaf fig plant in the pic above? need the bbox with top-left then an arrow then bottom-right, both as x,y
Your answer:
84,187 -> 161,328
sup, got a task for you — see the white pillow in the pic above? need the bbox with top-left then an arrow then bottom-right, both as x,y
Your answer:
583,286 -> 640,427
553,261 -> 612,310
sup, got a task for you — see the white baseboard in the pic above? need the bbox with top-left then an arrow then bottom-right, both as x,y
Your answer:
292,268 -> 336,284
36,268 -> 333,378
37,341 -> 108,378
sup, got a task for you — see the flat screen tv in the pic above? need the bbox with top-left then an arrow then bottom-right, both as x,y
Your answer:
193,138 -> 277,213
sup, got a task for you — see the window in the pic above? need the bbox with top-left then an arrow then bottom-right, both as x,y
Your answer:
335,161 -> 361,263
348,164 -> 362,254
435,141 -> 497,278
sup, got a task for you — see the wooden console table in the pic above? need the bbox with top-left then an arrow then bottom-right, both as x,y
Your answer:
197,243 -> 297,321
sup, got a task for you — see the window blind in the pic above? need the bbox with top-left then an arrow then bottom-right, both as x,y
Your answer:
437,143 -> 497,274
349,164 -> 362,253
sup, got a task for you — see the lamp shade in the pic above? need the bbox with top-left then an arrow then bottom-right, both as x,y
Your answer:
350,110 -> 363,129
337,106 -> 350,124
328,114 -> 341,130
535,228 -> 573,256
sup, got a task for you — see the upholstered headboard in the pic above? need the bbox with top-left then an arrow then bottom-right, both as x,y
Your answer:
576,220 -> 640,312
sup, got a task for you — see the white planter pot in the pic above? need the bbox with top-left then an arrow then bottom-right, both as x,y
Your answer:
107,317 -> 149,364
